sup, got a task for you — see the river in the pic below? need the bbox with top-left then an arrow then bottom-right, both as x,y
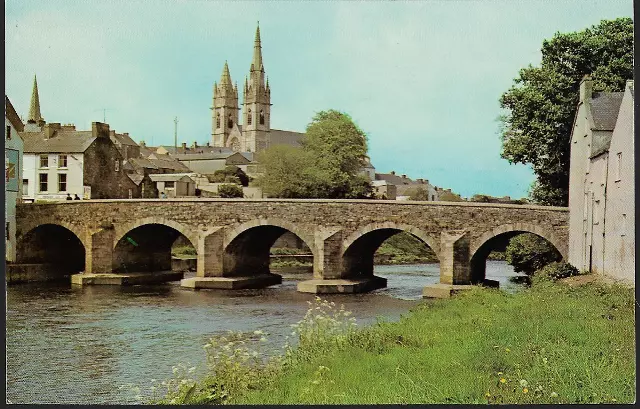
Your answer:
6,261 -> 526,404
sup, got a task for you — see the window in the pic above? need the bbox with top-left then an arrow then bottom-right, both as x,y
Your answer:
431,195 -> 435,201
39,155 -> 49,168
6,125 -> 10,140
58,154 -> 68,168
165,181 -> 175,188
615,152 -> 622,181
593,200 -> 600,224
621,213 -> 627,236
22,179 -> 28,196
115,160 -> 119,172
228,114 -> 233,129
6,222 -> 9,240
216,112 -> 220,128
39,173 -> 48,192
259,110 -> 265,125
247,109 -> 252,125
58,173 -> 67,192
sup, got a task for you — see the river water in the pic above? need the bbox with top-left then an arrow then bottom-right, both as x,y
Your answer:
6,261 -> 525,404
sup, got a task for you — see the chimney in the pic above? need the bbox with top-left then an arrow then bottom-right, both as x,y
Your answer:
416,178 -> 423,183
124,132 -> 129,137
206,142 -> 210,147
109,130 -> 116,137
43,123 -> 61,139
425,179 -> 429,185
193,141 -> 198,148
61,124 -> 76,131
579,75 -> 593,103
91,122 -> 110,138
402,174 -> 407,179
140,140 -> 146,147
181,142 -> 187,149
390,171 -> 395,175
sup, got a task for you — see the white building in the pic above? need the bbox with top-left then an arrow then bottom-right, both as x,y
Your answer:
568,77 -> 634,284
5,96 -> 25,262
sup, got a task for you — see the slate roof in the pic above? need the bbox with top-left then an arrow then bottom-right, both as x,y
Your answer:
21,130 -> 96,153
149,173 -> 195,183
588,91 -> 625,158
5,96 -> 24,132
111,132 -> 138,146
127,173 -> 145,186
129,157 -> 159,170
151,157 -> 191,171
172,152 -> 249,163
270,129 -> 305,146
590,92 -> 624,131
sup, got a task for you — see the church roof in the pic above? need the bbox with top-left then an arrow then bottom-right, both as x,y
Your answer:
21,130 -> 95,153
269,129 -> 305,147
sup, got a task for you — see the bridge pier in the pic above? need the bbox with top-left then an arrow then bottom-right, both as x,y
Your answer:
181,227 -> 282,290
297,229 -> 387,294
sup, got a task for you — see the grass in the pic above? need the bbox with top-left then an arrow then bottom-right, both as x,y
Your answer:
148,277 -> 635,405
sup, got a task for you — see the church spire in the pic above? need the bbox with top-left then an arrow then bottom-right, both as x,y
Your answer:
251,22 -> 264,72
28,75 -> 43,124
220,60 -> 233,86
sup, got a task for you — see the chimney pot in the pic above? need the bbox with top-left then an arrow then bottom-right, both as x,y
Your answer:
181,142 -> 187,149
580,75 -> 593,103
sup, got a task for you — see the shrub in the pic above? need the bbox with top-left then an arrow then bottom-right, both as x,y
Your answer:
218,184 -> 244,198
534,261 -> 581,281
505,233 -> 561,275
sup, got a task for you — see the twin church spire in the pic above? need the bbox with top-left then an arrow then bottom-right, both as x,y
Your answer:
212,23 -> 271,153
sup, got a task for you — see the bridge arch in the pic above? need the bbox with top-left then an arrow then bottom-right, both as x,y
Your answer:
16,223 -> 86,276
341,222 -> 439,278
469,223 -> 566,283
112,217 -> 197,273
223,218 -> 316,276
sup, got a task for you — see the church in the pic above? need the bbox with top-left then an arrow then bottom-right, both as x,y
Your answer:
211,24 -> 305,153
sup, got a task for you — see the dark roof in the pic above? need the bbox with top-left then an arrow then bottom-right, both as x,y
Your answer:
150,157 -> 191,172
127,173 -> 144,186
5,96 -> 24,132
21,130 -> 95,153
173,152 -> 246,161
129,157 -> 158,170
161,145 -> 228,155
269,129 -> 305,146
111,132 -> 138,146
590,92 -> 624,131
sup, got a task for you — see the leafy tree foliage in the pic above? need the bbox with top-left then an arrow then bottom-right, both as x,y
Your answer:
256,110 -> 372,199
218,183 -> 244,198
406,186 -> 430,201
505,233 -> 562,275
499,18 -> 633,206
208,165 -> 250,187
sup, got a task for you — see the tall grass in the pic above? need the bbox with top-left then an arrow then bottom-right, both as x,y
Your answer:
148,278 -> 635,404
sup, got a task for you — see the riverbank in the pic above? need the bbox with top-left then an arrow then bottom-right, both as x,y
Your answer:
152,276 -> 635,404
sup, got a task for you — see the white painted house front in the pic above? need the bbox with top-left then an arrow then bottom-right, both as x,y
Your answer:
22,151 -> 85,201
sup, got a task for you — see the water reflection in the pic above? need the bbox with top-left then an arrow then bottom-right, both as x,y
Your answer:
6,261 -> 524,404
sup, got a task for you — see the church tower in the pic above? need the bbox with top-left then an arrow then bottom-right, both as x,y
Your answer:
25,74 -> 46,132
242,23 -> 271,152
212,61 -> 240,149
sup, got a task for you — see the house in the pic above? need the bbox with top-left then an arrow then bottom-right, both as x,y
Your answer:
568,77 -> 634,284
374,171 -> 440,201
172,151 -> 251,174
110,130 -> 140,159
21,122 -> 142,200
371,180 -> 397,200
5,96 -> 25,262
149,173 -> 196,198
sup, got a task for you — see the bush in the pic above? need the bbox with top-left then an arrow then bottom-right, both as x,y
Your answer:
218,184 -> 244,198
505,233 -> 561,275
534,261 -> 581,281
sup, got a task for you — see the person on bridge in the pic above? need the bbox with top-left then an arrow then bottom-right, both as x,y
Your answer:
160,192 -> 167,199
73,194 -> 81,200
66,193 -> 72,200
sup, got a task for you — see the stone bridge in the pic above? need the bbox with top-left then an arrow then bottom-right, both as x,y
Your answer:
14,199 -> 569,293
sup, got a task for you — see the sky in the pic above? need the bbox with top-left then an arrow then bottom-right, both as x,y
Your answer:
5,0 -> 633,199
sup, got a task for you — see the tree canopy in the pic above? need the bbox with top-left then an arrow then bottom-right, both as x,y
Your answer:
499,17 -> 633,206
256,110 -> 372,199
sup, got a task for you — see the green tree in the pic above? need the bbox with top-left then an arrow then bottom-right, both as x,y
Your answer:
218,183 -> 244,198
255,145 -> 313,198
406,186 -> 430,201
256,110 -> 372,199
208,166 -> 250,187
505,233 -> 562,275
499,18 -> 633,206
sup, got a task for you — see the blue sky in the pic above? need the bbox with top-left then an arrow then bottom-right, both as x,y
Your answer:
5,0 -> 633,199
